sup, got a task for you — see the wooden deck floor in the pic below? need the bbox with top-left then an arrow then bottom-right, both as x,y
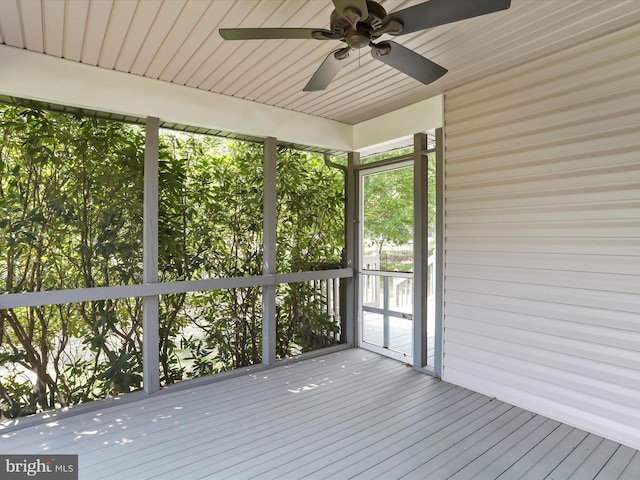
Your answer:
2,348 -> 639,479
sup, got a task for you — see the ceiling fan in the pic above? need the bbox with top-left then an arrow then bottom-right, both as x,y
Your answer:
219,0 -> 511,91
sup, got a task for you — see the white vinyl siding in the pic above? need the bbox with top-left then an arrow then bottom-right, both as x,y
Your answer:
442,23 -> 640,450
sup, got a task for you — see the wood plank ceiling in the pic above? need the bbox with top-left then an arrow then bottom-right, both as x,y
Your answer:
1,0 -> 640,125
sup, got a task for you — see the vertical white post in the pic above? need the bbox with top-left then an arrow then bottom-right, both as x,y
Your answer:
143,117 -> 160,393
262,137 -> 277,365
345,151 -> 360,346
434,127 -> 444,377
413,132 -> 429,368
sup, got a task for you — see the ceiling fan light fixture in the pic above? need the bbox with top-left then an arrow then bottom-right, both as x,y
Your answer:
345,30 -> 371,49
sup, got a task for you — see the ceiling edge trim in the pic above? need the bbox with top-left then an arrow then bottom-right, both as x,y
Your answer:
352,96 -> 443,152
0,45 -> 352,152
0,45 -> 443,153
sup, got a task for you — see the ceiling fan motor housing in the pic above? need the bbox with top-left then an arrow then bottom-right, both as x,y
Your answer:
360,1 -> 387,30
330,0 -> 388,41
330,10 -> 351,36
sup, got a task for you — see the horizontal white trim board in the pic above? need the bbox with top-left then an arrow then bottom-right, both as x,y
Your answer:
352,96 -> 443,151
0,268 -> 352,309
0,45 -> 351,152
0,45 -> 443,152
443,22 -> 640,450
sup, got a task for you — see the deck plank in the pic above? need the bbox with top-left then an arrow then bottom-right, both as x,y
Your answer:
462,418 -> 562,479
4,349 -> 381,452
309,393 -> 488,480
517,429 -> 590,480
446,414 -> 551,480
90,353 -> 407,478
620,450 -> 640,479
545,434 -> 605,479
345,397 -> 505,479
495,423 -> 580,479
243,387 -> 474,479
1,348 -> 638,480
350,402 -> 515,479
248,385 -> 464,469
594,445 -> 637,480
568,439 -> 620,480
201,377 -> 445,477
400,409 -> 533,479
129,369 -> 433,479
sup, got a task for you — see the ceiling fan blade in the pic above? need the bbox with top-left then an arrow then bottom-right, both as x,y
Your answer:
371,41 -> 447,85
304,49 -> 351,92
219,28 -> 333,41
383,0 -> 511,36
332,0 -> 369,22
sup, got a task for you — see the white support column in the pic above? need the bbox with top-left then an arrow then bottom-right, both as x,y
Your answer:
262,137 -> 278,365
413,132 -> 429,369
434,127 -> 444,377
345,151 -> 360,346
143,117 -> 160,394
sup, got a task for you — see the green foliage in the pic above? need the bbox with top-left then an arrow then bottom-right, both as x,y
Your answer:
156,133 -> 265,384
0,105 -> 145,419
0,104 -> 346,418
364,167 -> 414,248
276,281 -> 340,358
276,148 -> 344,272
275,148 -> 344,355
362,153 -> 436,273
